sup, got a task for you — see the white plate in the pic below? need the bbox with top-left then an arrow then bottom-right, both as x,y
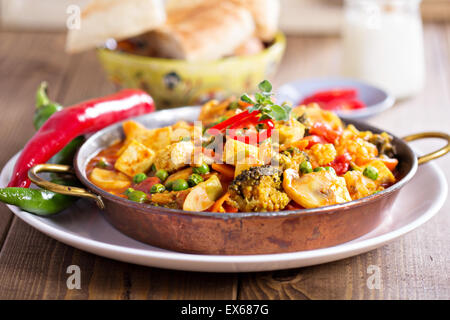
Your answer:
1,152 -> 447,272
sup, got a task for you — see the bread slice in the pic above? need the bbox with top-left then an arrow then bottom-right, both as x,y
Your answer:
166,0 -> 279,41
148,1 -> 255,61
231,0 -> 280,41
66,0 -> 166,53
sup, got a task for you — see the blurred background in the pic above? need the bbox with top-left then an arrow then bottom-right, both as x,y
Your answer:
1,0 -> 449,32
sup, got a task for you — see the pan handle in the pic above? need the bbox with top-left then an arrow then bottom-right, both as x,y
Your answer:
403,132 -> 450,165
28,164 -> 105,209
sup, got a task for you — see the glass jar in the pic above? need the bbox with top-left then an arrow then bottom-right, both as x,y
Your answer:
341,0 -> 425,99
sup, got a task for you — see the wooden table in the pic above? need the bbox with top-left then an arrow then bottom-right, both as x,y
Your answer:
0,24 -> 448,300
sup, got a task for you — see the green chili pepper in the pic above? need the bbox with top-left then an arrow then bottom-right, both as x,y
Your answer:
0,83 -> 85,216
34,82 -> 63,130
0,179 -> 79,216
34,82 -> 85,166
50,136 -> 85,165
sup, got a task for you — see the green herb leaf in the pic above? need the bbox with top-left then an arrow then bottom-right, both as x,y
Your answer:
240,94 -> 255,104
258,80 -> 272,93
265,104 -> 289,121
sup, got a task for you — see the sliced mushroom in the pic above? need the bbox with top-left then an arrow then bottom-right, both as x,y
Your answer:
283,169 -> 351,209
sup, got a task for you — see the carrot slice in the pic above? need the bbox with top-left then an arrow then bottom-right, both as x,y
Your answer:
210,192 -> 230,213
379,157 -> 398,172
211,163 -> 235,179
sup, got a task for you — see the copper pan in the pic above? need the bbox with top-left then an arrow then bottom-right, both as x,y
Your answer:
28,107 -> 450,255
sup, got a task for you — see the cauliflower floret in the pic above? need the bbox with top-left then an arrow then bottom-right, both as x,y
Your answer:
307,143 -> 337,167
336,137 -> 378,166
227,165 -> 290,212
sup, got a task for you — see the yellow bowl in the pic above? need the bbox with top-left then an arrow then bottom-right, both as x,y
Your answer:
97,32 -> 286,109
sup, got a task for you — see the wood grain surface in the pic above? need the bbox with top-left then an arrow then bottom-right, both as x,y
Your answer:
0,25 -> 448,300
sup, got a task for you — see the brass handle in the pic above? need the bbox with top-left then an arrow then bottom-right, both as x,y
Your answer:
28,164 -> 105,209
403,132 -> 450,165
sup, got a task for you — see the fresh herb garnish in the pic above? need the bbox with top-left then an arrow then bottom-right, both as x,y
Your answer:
240,80 -> 291,121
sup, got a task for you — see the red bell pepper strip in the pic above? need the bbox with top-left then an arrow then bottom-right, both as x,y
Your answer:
8,89 -> 155,188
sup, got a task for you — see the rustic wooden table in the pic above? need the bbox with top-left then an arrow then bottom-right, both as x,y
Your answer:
0,25 -> 448,300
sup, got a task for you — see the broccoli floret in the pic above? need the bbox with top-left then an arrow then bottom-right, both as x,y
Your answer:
227,165 -> 290,212
369,133 -> 396,158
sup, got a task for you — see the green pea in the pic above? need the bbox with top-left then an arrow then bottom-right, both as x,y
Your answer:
313,167 -> 325,172
133,173 -> 147,184
363,166 -> 379,180
164,180 -> 174,191
151,183 -> 166,194
127,190 -> 148,203
187,174 -> 204,187
155,169 -> 169,182
300,161 -> 313,174
172,179 -> 189,191
192,163 -> 210,175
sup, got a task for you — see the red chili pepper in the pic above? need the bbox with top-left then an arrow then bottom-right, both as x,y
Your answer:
323,98 -> 366,111
329,153 -> 352,175
8,89 -> 155,188
309,122 -> 341,144
301,88 -> 358,105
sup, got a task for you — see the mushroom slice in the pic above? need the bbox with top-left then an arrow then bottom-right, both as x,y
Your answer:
283,169 -> 351,209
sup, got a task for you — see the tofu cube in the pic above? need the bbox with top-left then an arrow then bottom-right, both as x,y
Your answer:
114,139 -> 155,177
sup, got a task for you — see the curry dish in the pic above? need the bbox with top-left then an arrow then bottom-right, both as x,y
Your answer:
87,85 -> 398,213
